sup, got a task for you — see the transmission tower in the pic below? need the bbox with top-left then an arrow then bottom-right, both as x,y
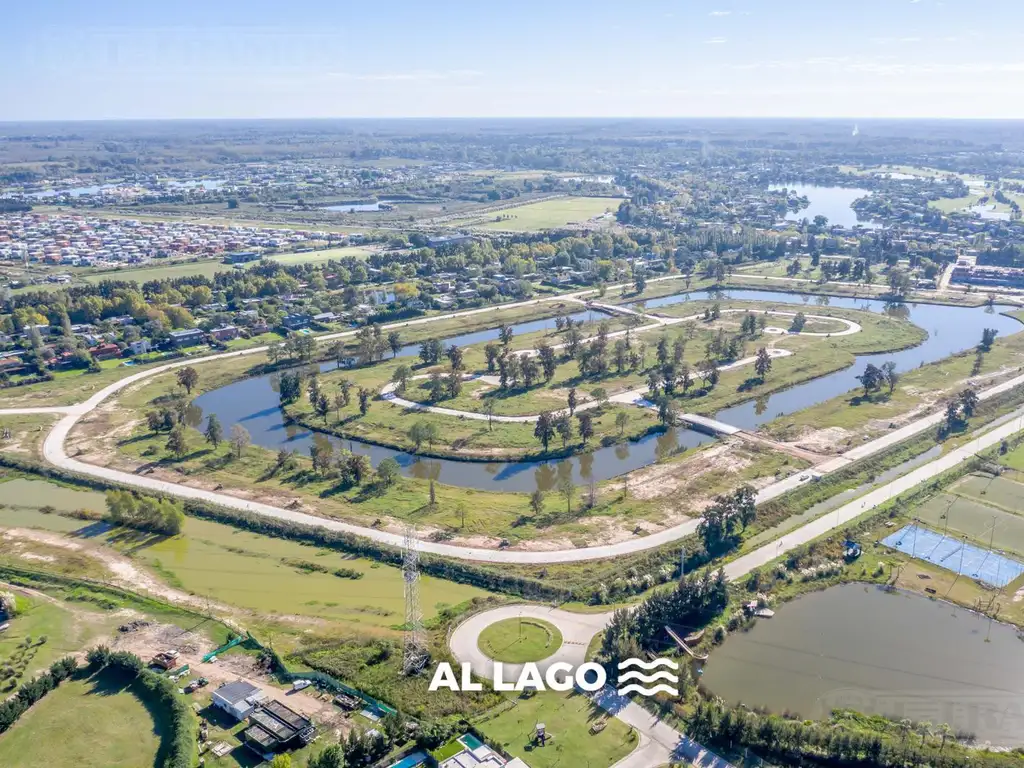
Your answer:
402,526 -> 429,675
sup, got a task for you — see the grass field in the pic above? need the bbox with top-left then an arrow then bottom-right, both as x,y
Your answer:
0,674 -> 163,768
475,197 -> 619,231
911,488 -> 1024,557
266,245 -> 372,265
954,473 -> 1024,514
131,515 -> 491,628
0,595 -> 120,693
478,618 -> 562,663
479,691 -> 637,768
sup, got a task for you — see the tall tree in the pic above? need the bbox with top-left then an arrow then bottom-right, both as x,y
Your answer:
204,414 -> 223,448
754,348 -> 772,380
387,331 -> 403,358
165,424 -> 188,459
230,424 -> 250,458
534,411 -> 555,452
176,366 -> 199,395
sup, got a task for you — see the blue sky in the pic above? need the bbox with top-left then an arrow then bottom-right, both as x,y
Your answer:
4,0 -> 1023,120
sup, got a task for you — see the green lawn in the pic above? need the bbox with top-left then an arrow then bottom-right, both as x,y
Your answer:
479,691 -> 638,768
82,259 -> 235,284
267,246 -> 372,265
0,675 -> 163,768
475,197 -> 619,231
478,618 -> 563,663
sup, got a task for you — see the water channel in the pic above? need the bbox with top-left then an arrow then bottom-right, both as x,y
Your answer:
192,289 -> 1022,492
700,584 -> 1024,745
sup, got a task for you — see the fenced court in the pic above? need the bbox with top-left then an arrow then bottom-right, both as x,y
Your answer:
953,474 -> 1024,514
913,492 -> 1024,556
882,523 -> 1024,588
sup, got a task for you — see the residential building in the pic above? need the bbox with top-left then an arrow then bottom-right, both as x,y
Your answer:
209,325 -> 240,342
168,328 -> 205,348
281,313 -> 312,331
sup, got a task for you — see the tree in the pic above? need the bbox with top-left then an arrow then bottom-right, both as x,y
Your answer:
789,312 -> 806,333
310,442 -> 333,475
484,342 -> 501,373
387,331 -> 403,358
857,363 -> 884,396
634,272 -> 647,294
558,475 -> 576,515
567,387 -> 578,416
656,395 -> 675,426
376,457 -> 400,489
165,425 -> 188,459
980,327 -> 999,352
484,399 -> 495,431
882,361 -> 900,394
554,414 -> 573,447
936,723 -> 953,752
754,348 -> 772,380
615,410 -> 630,436
308,744 -> 346,768
204,414 -> 223,448
887,268 -> 912,298
279,371 -> 303,406
230,424 -> 250,458
498,323 -> 514,347
176,366 -> 199,395
270,755 -> 293,768
534,412 -> 555,452
358,388 -> 372,416
446,344 -> 464,372
418,338 -> 443,365
530,489 -> 545,516
391,364 -> 412,393
960,387 -> 979,417
146,411 -> 163,434
314,391 -> 330,422
408,421 -> 439,451
577,412 -> 594,446
537,342 -> 557,381
338,378 -> 353,408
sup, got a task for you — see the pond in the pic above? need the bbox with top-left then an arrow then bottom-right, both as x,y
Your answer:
323,200 -> 396,212
700,584 -> 1024,746
770,184 -> 878,229
192,289 -> 1021,492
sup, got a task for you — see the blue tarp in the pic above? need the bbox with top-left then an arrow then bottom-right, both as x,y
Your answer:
882,523 -> 1024,588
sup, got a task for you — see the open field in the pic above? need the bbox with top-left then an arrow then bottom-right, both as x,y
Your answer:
0,673 -> 163,768
0,594 -> 121,692
266,245 -> 372,265
474,197 -> 619,231
479,691 -> 637,768
478,617 -> 562,663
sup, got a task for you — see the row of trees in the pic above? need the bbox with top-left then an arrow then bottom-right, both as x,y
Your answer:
533,410 -> 596,451
697,485 -> 758,554
0,656 -> 79,735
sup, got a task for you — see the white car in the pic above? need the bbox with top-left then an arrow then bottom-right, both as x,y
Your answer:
292,679 -> 313,691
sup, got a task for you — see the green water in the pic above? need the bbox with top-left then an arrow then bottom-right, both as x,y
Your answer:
0,478 -> 106,532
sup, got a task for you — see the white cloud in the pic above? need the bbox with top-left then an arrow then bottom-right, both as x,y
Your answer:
705,37 -> 728,44
709,10 -> 732,16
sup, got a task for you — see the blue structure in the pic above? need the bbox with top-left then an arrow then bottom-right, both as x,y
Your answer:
882,523 -> 1024,588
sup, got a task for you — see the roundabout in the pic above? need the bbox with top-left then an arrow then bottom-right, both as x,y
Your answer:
477,616 -> 564,663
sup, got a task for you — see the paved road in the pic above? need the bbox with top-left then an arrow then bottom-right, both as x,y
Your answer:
451,403 -> 1024,767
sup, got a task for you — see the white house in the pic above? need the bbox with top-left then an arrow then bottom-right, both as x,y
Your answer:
211,680 -> 266,721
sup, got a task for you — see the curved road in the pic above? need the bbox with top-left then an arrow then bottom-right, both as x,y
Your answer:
0,275 -> 1019,563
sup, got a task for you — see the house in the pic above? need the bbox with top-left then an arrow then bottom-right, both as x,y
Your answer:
209,325 -> 240,342
128,339 -> 152,356
168,328 -> 205,348
242,699 -> 315,755
312,312 -> 340,324
281,313 -> 312,331
89,342 -> 121,360
211,681 -> 267,721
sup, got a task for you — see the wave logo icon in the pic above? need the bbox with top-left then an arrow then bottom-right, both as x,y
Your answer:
616,658 -> 679,697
